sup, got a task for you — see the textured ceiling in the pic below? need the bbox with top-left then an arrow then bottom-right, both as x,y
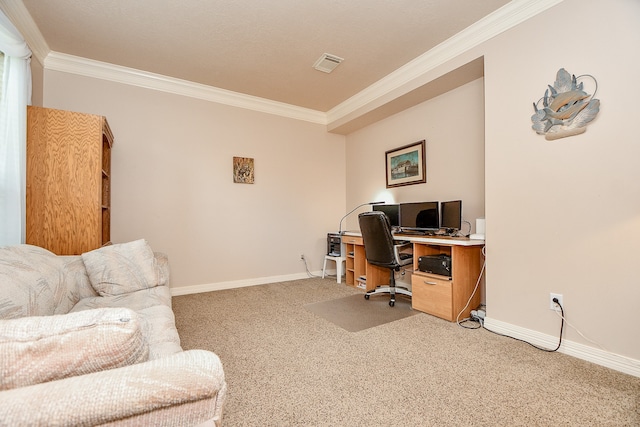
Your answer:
20,0 -> 510,112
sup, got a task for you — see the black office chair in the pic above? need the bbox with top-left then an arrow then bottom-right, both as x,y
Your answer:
358,211 -> 413,307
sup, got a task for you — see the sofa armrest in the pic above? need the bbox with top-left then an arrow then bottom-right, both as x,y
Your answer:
154,251 -> 171,287
0,349 -> 226,427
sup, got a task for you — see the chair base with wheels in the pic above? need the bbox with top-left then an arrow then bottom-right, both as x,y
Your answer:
358,211 -> 413,307
364,269 -> 412,307
322,255 -> 346,283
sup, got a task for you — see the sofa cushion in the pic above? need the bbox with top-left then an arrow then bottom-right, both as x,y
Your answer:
0,307 -> 148,390
136,304 -> 183,359
71,285 -> 173,313
59,255 -> 100,302
71,286 -> 182,359
82,239 -> 160,296
0,245 -> 74,319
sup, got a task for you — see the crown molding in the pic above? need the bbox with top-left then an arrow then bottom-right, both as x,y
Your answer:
1,0 -> 325,123
326,0 -> 564,124
0,0 -> 327,125
0,0 -> 49,66
4,0 -> 562,128
45,52 -> 327,124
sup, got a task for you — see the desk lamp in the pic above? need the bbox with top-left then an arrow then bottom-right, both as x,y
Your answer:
338,201 -> 384,235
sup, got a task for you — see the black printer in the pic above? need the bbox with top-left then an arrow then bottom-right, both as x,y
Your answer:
418,254 -> 452,277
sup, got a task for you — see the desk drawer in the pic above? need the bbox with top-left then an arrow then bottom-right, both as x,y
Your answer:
342,236 -> 363,245
411,274 -> 453,321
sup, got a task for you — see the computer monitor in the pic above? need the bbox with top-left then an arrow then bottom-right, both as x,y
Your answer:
373,204 -> 400,227
399,202 -> 439,231
440,200 -> 462,232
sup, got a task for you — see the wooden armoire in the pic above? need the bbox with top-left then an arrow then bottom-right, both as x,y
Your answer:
26,106 -> 114,255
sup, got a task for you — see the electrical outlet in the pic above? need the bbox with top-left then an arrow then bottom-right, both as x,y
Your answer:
549,293 -> 563,311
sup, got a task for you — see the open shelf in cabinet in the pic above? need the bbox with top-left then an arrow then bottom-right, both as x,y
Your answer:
341,235 -> 363,288
411,241 -> 482,321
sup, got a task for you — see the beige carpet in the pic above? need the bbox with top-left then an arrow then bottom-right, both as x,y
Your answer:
173,278 -> 640,426
304,293 -> 417,332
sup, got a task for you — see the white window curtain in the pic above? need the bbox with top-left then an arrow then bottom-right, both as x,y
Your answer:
0,10 -> 31,246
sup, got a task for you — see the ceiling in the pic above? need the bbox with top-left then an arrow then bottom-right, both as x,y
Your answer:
15,0 -> 511,113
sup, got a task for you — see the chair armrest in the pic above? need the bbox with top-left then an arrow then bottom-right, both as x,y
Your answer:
393,242 -> 412,250
0,349 -> 226,427
393,243 -> 413,266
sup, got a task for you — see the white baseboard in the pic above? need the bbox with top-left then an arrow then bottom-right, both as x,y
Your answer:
170,271 -> 323,296
484,317 -> 640,378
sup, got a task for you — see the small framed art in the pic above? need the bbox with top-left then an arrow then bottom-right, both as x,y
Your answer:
385,140 -> 426,188
233,157 -> 254,184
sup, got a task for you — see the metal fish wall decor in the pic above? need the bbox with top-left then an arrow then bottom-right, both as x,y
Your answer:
531,68 -> 600,140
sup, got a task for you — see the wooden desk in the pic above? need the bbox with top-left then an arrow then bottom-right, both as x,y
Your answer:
341,232 -> 485,322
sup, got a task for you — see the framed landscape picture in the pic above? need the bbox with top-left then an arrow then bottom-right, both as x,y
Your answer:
385,140 -> 426,188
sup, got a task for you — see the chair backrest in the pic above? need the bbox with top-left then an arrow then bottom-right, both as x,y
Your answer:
358,211 -> 398,269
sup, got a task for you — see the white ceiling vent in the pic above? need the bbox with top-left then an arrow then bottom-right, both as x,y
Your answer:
313,53 -> 344,73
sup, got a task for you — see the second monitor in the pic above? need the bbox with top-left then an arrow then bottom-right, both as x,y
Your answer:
440,200 -> 462,233
399,201 -> 439,232
372,204 -> 400,227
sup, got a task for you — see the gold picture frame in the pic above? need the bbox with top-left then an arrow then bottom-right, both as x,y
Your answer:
233,157 -> 254,184
385,140 -> 426,188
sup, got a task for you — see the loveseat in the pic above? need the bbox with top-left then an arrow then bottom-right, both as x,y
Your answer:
0,240 -> 226,426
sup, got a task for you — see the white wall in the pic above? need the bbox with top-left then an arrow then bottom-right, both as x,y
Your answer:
345,78 -> 485,232
482,0 -> 640,362
346,0 -> 640,367
42,71 -> 346,289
